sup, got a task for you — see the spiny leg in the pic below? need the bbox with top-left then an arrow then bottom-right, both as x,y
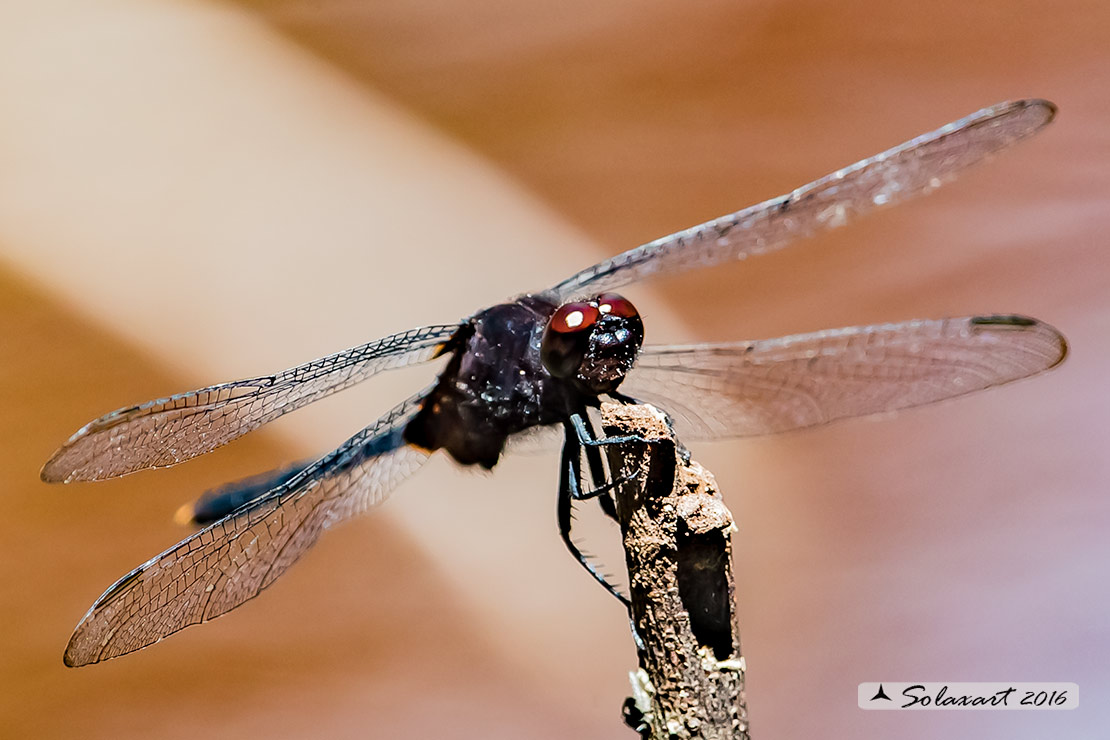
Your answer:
576,393 -> 692,463
568,410 -> 622,523
558,422 -> 630,606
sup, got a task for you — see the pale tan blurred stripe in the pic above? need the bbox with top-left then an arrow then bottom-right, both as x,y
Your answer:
0,1 -> 629,737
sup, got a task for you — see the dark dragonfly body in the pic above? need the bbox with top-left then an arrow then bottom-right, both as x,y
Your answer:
408,297 -> 568,468
409,289 -> 643,462
43,100 -> 1067,667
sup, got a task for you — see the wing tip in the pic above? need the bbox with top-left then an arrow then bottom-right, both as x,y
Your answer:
41,419 -> 101,483
62,622 -> 94,668
61,647 -> 81,668
970,314 -> 1068,369
40,455 -> 65,483
40,451 -> 87,483
1042,322 -> 1069,370
1001,98 -> 1057,134
1020,97 -> 1057,120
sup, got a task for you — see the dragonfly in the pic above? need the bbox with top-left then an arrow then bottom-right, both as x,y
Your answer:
43,99 -> 1067,667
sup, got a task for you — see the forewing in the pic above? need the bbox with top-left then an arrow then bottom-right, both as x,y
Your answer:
622,316 -> 1066,440
63,395 -> 430,667
42,324 -> 457,483
549,100 -> 1055,300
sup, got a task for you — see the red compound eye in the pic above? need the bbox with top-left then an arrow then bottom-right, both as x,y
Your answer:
548,302 -> 600,334
542,302 -> 599,378
596,293 -> 638,320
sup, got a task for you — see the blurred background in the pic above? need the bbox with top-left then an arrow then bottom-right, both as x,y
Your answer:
1,0 -> 1108,737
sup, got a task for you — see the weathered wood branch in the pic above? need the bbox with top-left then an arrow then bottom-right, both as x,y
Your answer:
601,402 -> 749,740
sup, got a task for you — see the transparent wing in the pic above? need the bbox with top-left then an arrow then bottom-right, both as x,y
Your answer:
63,394 -> 431,667
548,100 -> 1055,300
621,315 -> 1066,440
42,324 -> 458,483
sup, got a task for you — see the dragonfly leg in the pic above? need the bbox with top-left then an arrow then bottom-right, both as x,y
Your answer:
601,392 -> 691,463
569,407 -> 654,449
558,424 -> 630,606
565,411 -> 638,511
574,410 -> 628,524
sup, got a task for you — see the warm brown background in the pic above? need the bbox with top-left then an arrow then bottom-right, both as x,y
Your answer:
2,0 -> 1108,738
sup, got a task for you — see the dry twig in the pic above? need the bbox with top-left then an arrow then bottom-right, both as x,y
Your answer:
601,402 -> 749,740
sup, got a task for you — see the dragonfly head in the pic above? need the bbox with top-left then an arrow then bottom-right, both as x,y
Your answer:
541,293 -> 644,395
